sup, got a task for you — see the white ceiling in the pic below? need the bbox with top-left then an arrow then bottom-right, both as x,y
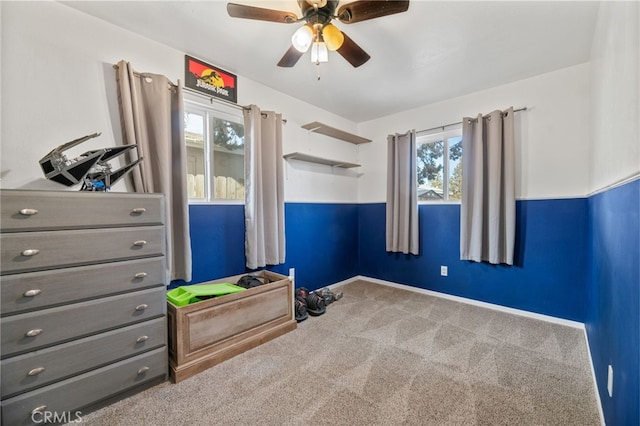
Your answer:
62,1 -> 600,123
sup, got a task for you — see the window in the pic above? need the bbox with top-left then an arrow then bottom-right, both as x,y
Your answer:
185,99 -> 245,202
416,126 -> 462,202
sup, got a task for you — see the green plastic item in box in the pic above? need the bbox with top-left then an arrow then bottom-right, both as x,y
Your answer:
167,283 -> 246,306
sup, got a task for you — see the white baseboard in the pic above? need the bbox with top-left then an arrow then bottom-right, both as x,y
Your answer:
327,276 -> 361,289
330,275 -> 585,329
584,329 -> 606,426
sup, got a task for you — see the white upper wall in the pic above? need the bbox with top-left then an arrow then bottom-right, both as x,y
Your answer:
356,63 -> 592,203
0,1 -> 361,203
3,2 -> 616,204
589,1 -> 640,193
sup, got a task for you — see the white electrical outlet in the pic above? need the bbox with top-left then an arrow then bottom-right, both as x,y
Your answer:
607,365 -> 613,397
289,267 -> 295,284
440,266 -> 448,276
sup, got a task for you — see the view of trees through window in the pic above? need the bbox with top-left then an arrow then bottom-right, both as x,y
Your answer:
211,118 -> 244,152
416,130 -> 462,201
184,103 -> 245,201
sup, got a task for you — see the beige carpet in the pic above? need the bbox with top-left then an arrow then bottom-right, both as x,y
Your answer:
80,280 -> 601,425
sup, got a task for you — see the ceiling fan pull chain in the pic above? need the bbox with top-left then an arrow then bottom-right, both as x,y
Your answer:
316,61 -> 321,81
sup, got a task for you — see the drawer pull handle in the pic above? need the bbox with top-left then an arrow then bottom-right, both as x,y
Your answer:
24,289 -> 42,297
31,405 -> 47,415
135,304 -> 148,311
133,240 -> 147,247
25,328 -> 43,337
19,208 -> 39,216
132,207 -> 146,214
28,367 -> 46,376
21,249 -> 40,257
136,335 -> 149,343
137,366 -> 150,375
134,272 -> 148,279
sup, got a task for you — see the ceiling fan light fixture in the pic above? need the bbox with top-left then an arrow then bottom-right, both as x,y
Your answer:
305,0 -> 328,8
310,41 -> 328,63
228,0 -> 411,69
322,23 -> 344,51
291,25 -> 313,52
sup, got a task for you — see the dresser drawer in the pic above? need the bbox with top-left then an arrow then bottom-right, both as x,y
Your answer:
1,257 -> 166,315
0,226 -> 165,275
1,318 -> 166,398
1,190 -> 164,232
1,287 -> 166,357
1,347 -> 167,426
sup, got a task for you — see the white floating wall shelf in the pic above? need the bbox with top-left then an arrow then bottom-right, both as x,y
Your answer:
301,121 -> 371,145
283,152 -> 360,169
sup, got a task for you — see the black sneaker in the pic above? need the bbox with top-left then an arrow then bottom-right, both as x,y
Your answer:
294,288 -> 309,322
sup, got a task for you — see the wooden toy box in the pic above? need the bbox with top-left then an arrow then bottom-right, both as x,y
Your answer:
167,270 -> 295,383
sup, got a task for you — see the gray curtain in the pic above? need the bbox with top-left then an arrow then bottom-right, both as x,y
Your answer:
386,130 -> 419,255
460,107 -> 515,265
115,60 -> 192,282
243,105 -> 285,269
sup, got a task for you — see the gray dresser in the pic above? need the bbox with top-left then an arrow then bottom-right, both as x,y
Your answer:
0,189 -> 168,425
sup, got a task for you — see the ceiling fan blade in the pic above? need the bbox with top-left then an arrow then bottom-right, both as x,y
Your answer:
337,32 -> 370,67
337,0 -> 410,24
227,3 -> 298,23
277,46 -> 304,67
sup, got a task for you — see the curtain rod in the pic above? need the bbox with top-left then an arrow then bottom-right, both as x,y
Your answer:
112,64 -> 178,88
183,86 -> 245,111
183,87 -> 287,123
112,64 -> 286,123
416,107 -> 527,135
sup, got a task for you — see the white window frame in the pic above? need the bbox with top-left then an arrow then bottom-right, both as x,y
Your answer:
184,94 -> 245,205
416,125 -> 463,204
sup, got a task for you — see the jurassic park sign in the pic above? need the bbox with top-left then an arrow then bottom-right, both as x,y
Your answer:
185,55 -> 237,103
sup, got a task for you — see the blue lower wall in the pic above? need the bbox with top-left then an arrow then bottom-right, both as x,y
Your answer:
179,199 -> 590,322
172,203 -> 358,291
358,199 -> 589,322
171,204 -> 246,287
176,184 -> 639,424
268,203 -> 359,290
587,179 -> 639,426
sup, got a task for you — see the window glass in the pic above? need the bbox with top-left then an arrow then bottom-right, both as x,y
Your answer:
185,100 -> 244,202
417,140 -> 444,200
211,117 -> 245,200
417,127 -> 462,202
185,112 -> 206,199
448,136 -> 463,200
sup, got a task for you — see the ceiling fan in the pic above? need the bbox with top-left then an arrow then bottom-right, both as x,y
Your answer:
227,0 -> 410,68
